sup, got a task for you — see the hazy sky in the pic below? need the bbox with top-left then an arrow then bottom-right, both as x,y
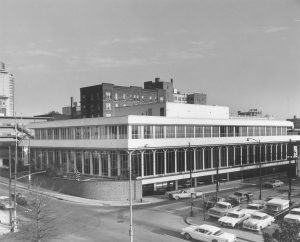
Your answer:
0,0 -> 299,119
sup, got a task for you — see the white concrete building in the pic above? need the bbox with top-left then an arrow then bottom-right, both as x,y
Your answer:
0,62 -> 14,117
26,103 -> 300,194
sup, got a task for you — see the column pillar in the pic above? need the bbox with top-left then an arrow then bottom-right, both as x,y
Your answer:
90,151 -> 93,175
81,152 -> 84,174
174,149 -> 177,173
107,152 -> 111,177
141,151 -> 145,178
240,146 -> 242,165
202,148 -> 205,170
164,150 -> 167,175
153,150 -> 156,176
247,145 -> 249,164
227,173 -> 230,181
117,151 -> 121,176
175,180 -> 178,190
74,151 -> 77,172
233,146 -> 236,166
99,152 -> 102,176
184,149 -> 187,172
66,151 -> 70,173
226,147 -> 229,167
59,151 -> 62,168
210,147 -> 213,168
253,145 -> 256,164
193,148 -> 196,171
46,151 -> 49,168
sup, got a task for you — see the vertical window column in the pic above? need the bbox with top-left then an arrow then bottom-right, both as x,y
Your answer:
164,150 -> 167,175
226,147 -> 229,167
153,150 -> 156,176
99,152 -> 102,176
117,152 -> 121,176
90,152 -> 93,175
193,148 -> 196,171
174,149 -> 177,173
184,149 -> 187,172
66,150 -> 70,173
141,151 -> 144,177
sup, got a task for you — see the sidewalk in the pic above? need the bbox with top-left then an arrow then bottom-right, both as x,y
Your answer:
0,176 -> 256,207
0,176 -> 165,207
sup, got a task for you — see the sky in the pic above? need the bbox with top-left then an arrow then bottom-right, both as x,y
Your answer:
0,0 -> 299,119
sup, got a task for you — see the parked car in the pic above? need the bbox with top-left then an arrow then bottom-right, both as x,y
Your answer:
242,211 -> 275,231
181,224 -> 236,242
234,191 -> 254,202
245,203 -> 265,213
168,189 -> 203,200
284,208 -> 300,224
11,193 -> 28,206
208,201 -> 239,219
264,198 -> 290,217
264,179 -> 284,188
0,196 -> 13,209
218,209 -> 250,228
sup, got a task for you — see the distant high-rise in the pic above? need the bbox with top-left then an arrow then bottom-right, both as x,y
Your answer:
0,62 -> 14,116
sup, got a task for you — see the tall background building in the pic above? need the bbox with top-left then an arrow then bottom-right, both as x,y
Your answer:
0,62 -> 14,116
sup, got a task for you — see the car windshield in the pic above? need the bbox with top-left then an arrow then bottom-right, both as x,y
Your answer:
234,192 -> 242,196
213,229 -> 223,236
251,215 -> 263,220
267,205 -> 279,211
216,203 -> 228,209
247,205 -> 259,210
290,211 -> 300,216
227,213 -> 239,218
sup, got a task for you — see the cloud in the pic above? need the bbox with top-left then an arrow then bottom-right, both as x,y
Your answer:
264,26 -> 289,33
96,37 -> 154,46
88,57 -> 147,68
14,64 -> 47,71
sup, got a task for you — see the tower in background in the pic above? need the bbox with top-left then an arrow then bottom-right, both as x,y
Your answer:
0,62 -> 14,116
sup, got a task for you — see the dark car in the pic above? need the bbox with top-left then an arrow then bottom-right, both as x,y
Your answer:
234,191 -> 254,202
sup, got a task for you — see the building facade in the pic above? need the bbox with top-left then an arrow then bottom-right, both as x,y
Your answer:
80,77 -> 207,118
0,62 -> 14,116
26,108 -> 300,196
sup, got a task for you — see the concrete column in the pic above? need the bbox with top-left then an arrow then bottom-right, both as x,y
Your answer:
128,125 -> 132,139
184,149 -> 187,172
175,180 -> 178,190
66,150 -> 70,173
90,152 -> 93,175
107,152 -> 111,177
81,152 -> 85,174
46,151 -> 49,168
74,151 -> 77,172
218,147 -> 221,167
193,177 -> 197,187
240,146 -> 242,165
99,152 -> 102,176
174,149 -> 177,173
211,175 -> 214,183
141,151 -> 145,177
247,146 -> 249,164
153,150 -> 156,176
226,147 -> 229,167
233,146 -> 236,166
275,144 -> 278,161
117,126 -> 120,139
164,150 -> 167,175
227,173 -> 230,181
34,150 -> 37,169
253,145 -> 256,164
210,148 -> 213,168
59,151 -> 62,168
202,148 -> 205,170
193,148 -> 196,171
117,151 -> 121,176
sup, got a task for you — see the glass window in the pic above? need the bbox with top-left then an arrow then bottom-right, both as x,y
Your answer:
144,125 -> 153,139
155,125 -> 164,139
132,125 -> 142,139
47,129 -> 53,140
271,127 -> 276,136
254,126 -> 260,136
176,125 -> 185,138
228,126 -> 234,137
241,126 -> 247,136
119,125 -> 128,139
105,103 -> 111,110
105,92 -> 111,99
68,128 -> 74,140
234,126 -> 240,137
186,125 -> 194,138
114,93 -> 118,100
277,126 -> 282,136
195,126 -> 204,138
166,125 -> 175,138
204,126 -> 211,137
75,127 -> 81,140
82,127 -> 90,139
260,126 -> 266,136
220,126 -> 227,137
266,126 -> 272,136
212,126 -> 219,137
53,128 -> 59,139
91,126 -> 99,139
248,126 -> 254,136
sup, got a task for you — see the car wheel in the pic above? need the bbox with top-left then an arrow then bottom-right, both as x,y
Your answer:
184,233 -> 191,240
175,196 -> 180,200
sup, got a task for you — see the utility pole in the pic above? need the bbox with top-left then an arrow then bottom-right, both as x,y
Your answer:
8,146 -> 12,230
216,148 -> 219,202
13,124 -> 18,232
189,142 -> 193,217
288,139 -> 292,202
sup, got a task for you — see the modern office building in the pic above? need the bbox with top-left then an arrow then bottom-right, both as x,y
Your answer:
80,77 -> 207,118
0,62 -> 14,116
26,103 -> 300,198
287,115 -> 300,135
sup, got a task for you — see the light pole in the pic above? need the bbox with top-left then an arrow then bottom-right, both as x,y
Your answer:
188,142 -> 193,216
247,138 -> 262,200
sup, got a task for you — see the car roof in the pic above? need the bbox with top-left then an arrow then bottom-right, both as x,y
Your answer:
291,208 -> 300,212
199,224 -> 220,233
267,198 -> 289,204
252,211 -> 267,217
0,196 -> 9,199
217,201 -> 231,206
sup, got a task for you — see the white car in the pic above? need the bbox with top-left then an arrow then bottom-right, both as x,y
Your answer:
218,209 -> 250,228
284,208 -> 300,223
242,211 -> 274,231
181,224 -> 236,242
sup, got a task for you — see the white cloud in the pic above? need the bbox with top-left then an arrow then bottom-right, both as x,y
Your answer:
96,37 -> 154,46
14,64 -> 47,71
88,57 -> 147,68
264,26 -> 289,33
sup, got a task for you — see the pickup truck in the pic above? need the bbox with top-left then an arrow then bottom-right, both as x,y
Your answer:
263,198 -> 290,218
284,208 -> 300,224
204,197 -> 226,210
208,201 -> 239,218
167,189 -> 203,200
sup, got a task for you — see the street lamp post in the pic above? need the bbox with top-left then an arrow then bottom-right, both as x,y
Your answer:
188,142 -> 193,217
247,138 -> 262,200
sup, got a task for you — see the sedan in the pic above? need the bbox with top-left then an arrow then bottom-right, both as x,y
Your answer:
181,224 -> 236,242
